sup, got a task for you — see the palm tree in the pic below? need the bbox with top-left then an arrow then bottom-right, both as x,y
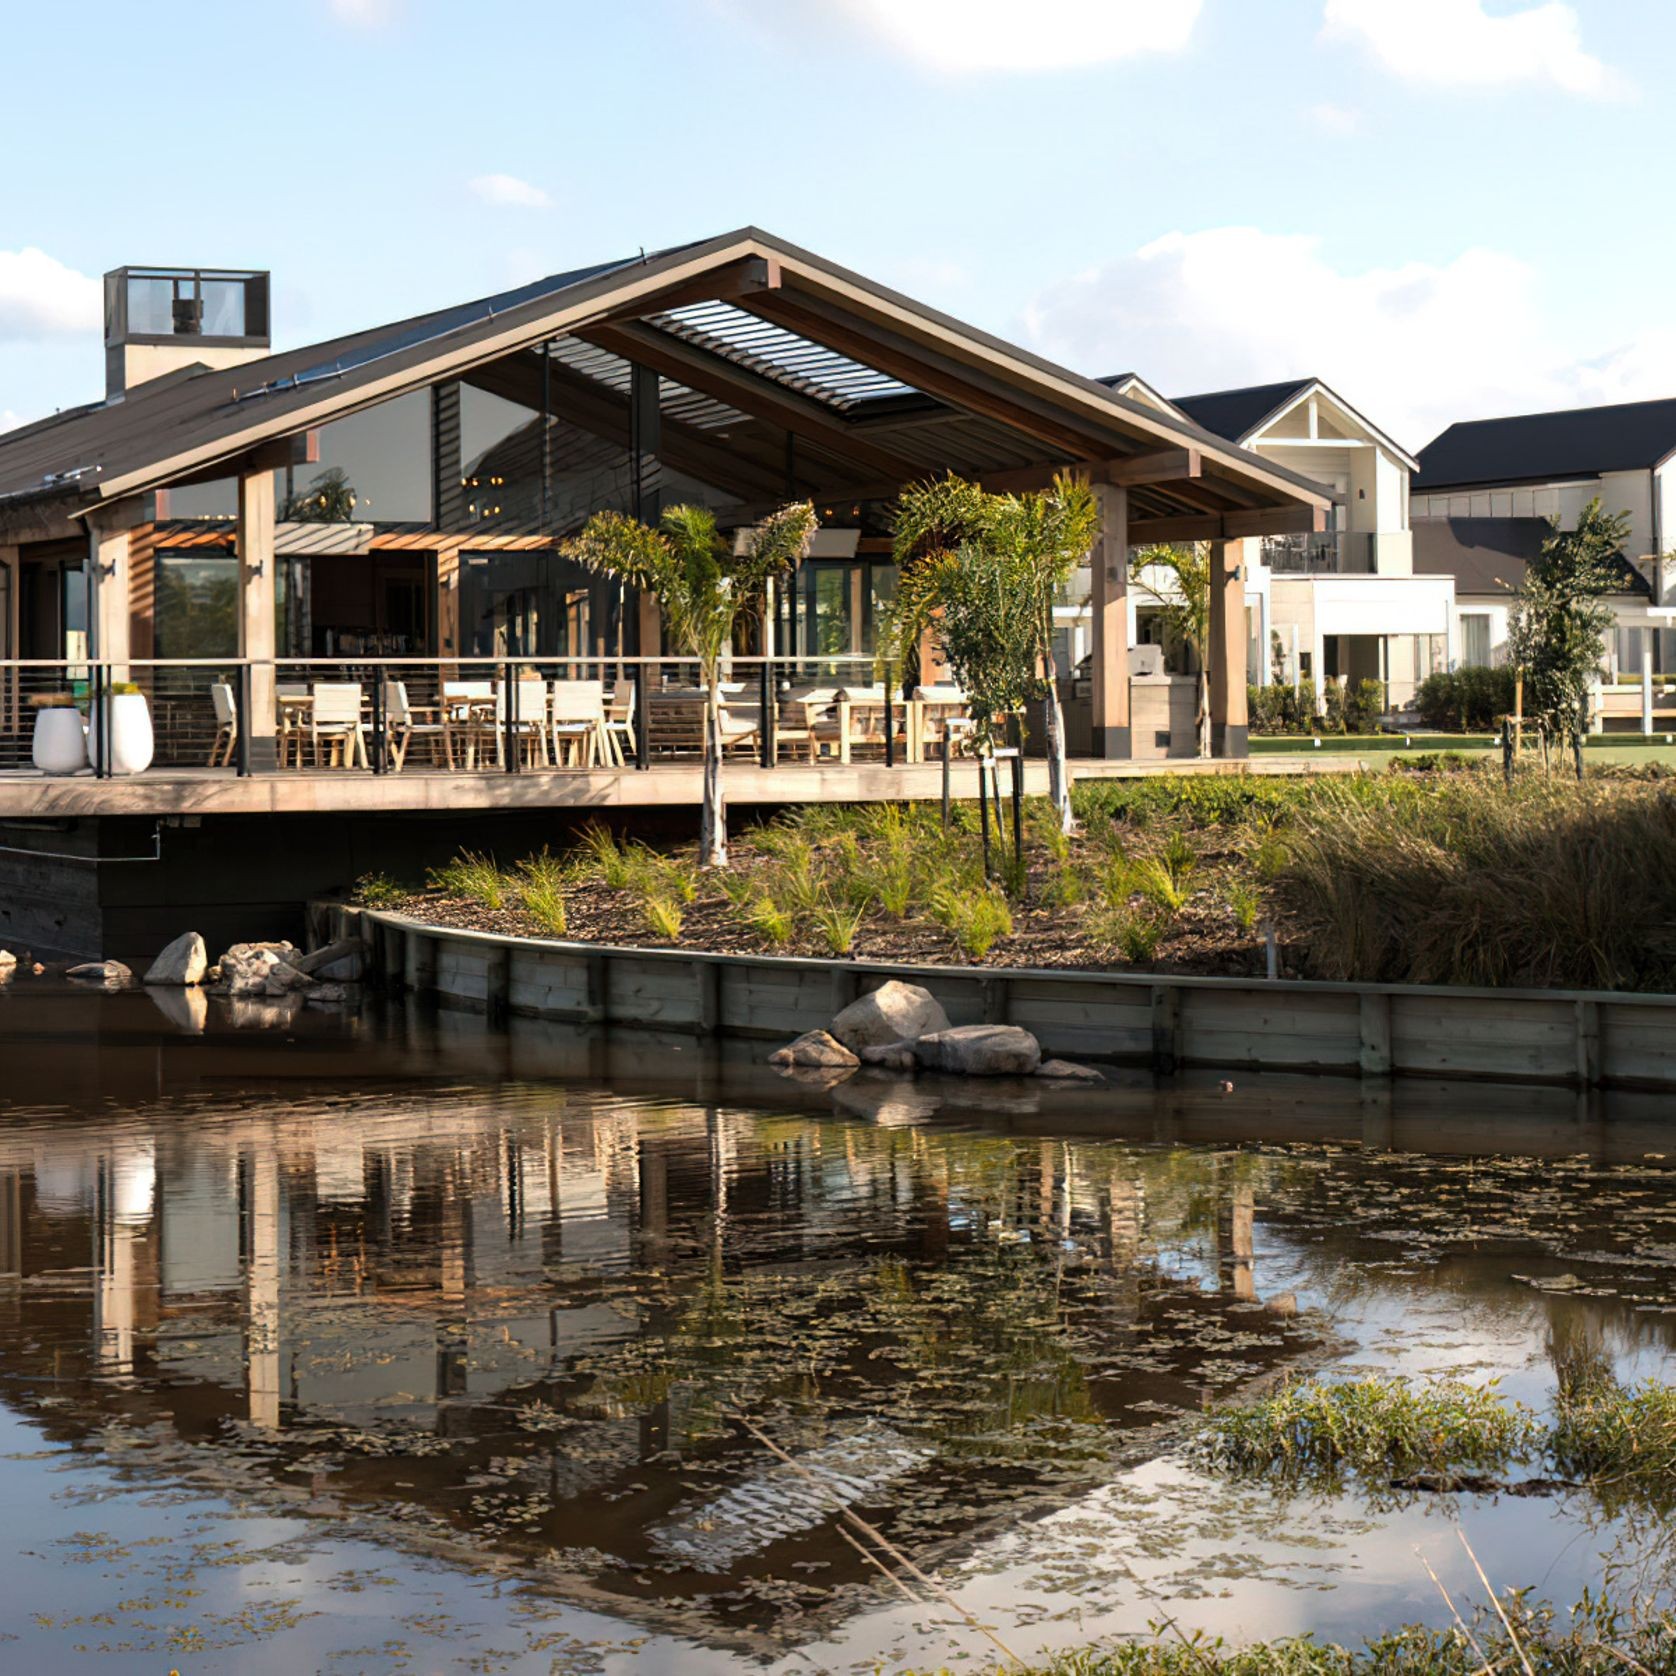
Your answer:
1129,541 -> 1212,759
882,472 -> 1100,834
563,500 -> 816,866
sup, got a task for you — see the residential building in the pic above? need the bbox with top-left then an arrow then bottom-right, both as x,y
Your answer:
1412,397 -> 1676,670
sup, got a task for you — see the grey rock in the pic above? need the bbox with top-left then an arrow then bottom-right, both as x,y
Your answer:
830,980 -> 951,1050
294,937 -> 362,977
769,1029 -> 861,1069
911,1024 -> 1042,1077
262,960 -> 318,996
1035,1058 -> 1105,1083
143,931 -> 207,986
303,982 -> 349,1006
858,1041 -> 917,1073
66,959 -> 133,986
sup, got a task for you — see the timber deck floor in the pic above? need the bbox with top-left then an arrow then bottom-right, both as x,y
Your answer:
0,753 -> 1366,819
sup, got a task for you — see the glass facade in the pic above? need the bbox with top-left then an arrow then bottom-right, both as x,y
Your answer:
458,552 -> 593,659
153,553 -> 295,658
281,391 -> 432,525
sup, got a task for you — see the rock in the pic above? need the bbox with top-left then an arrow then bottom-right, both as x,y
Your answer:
143,931 -> 207,986
1035,1058 -> 1105,1084
262,960 -> 318,996
217,941 -> 301,997
66,959 -> 133,986
294,937 -> 363,978
304,982 -> 348,1006
0,949 -> 15,969
830,980 -> 952,1051
859,1041 -> 917,1073
769,1029 -> 860,1070
911,1024 -> 1042,1077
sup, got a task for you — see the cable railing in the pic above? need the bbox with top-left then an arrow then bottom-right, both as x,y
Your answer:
0,655 -> 977,780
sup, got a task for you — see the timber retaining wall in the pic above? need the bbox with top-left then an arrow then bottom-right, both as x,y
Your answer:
316,903 -> 1676,1091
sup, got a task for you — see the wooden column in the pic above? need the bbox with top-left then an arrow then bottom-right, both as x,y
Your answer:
1208,537 -> 1249,759
86,498 -> 145,676
1090,483 -> 1129,759
237,469 -> 277,767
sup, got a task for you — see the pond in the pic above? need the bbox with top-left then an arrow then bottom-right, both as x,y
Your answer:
1,980 -> 1674,1672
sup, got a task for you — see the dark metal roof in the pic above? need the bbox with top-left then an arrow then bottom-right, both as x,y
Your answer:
1170,380 -> 1315,444
1415,398 -> 1676,492
0,227 -> 1336,531
1412,515 -> 1651,598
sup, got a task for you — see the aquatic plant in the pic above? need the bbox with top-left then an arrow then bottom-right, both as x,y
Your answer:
1195,1374 -> 1537,1480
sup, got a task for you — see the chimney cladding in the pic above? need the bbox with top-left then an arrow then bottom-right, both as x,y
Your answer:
102,266 -> 271,401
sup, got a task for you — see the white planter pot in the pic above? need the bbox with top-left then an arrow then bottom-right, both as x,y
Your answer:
88,692 -> 154,775
31,706 -> 87,775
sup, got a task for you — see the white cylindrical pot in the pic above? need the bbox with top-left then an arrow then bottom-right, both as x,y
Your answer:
31,706 -> 88,775
89,693 -> 155,775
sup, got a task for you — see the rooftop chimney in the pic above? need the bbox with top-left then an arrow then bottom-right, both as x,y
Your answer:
103,266 -> 271,401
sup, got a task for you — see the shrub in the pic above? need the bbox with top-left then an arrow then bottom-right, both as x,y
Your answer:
429,851 -> 507,910
1226,879 -> 1262,933
1416,665 -> 1517,732
929,881 -> 1013,960
1275,776 -> 1676,989
354,870 -> 405,908
1133,856 -> 1189,915
1321,677 -> 1347,735
1116,911 -> 1164,963
1345,677 -> 1386,733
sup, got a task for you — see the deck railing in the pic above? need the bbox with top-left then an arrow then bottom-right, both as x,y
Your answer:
0,654 -> 972,780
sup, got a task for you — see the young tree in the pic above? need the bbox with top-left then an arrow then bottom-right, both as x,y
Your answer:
1507,497 -> 1629,780
882,472 -> 1100,834
1129,541 -> 1212,758
563,500 -> 816,865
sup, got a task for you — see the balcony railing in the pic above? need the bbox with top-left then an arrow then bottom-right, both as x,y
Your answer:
0,654 -> 978,781
1261,532 -> 1374,575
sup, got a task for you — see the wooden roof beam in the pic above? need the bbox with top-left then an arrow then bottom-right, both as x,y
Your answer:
742,291 -> 1120,463
1129,504 -> 1327,543
592,255 -> 782,326
575,318 -> 925,484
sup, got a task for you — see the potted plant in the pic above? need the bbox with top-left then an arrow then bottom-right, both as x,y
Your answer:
30,692 -> 87,775
87,680 -> 155,775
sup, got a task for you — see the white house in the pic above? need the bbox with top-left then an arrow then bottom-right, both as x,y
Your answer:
1146,377 -> 1451,708
1412,397 -> 1676,672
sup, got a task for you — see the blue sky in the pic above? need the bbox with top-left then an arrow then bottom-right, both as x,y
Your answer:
0,0 -> 1667,449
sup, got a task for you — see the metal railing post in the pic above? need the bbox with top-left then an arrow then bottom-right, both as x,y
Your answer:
635,660 -> 652,771
371,669 -> 387,775
235,664 -> 252,777
503,658 -> 516,773
759,656 -> 774,768
883,661 -> 895,768
90,664 -> 106,779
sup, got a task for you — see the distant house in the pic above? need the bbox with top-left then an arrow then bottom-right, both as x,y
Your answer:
1413,397 -> 1676,669
1104,375 -> 1451,709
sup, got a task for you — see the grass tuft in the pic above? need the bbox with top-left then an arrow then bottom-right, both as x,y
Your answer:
354,870 -> 406,909
428,851 -> 508,911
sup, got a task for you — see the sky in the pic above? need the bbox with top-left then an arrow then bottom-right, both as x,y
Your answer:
0,0 -> 1669,453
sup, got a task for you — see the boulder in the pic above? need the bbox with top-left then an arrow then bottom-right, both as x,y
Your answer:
859,1041 -> 917,1073
830,980 -> 951,1051
769,1029 -> 860,1070
294,937 -> 364,978
1035,1058 -> 1105,1084
911,1024 -> 1041,1077
66,959 -> 133,986
262,960 -> 318,996
143,931 -> 207,986
304,982 -> 349,1006
217,942 -> 302,997
0,949 -> 15,970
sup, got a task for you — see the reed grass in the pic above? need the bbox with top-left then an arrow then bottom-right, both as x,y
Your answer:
428,851 -> 508,911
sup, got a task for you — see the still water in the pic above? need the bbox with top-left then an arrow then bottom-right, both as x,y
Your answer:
1,981 -> 1674,1672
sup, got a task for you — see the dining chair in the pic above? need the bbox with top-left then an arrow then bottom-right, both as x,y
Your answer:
384,680 -> 447,770
484,677 -> 549,769
548,679 -> 605,767
602,680 -> 637,766
208,681 -> 237,767
309,682 -> 367,769
442,680 -> 494,769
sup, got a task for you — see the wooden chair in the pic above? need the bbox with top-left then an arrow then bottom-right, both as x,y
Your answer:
777,686 -> 841,763
603,680 -> 637,765
442,680 -> 494,768
385,680 -> 447,770
310,683 -> 367,769
475,678 -> 548,769
549,679 -> 606,767
913,684 -> 971,763
276,682 -> 310,768
208,681 -> 237,767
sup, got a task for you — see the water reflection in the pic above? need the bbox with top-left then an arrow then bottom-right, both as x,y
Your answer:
0,987 -> 1675,1669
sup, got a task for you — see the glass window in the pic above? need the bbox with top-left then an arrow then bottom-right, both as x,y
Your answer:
154,552 -> 295,658
459,552 -> 592,659
199,279 -> 246,337
126,277 -> 175,335
1459,613 -> 1491,668
461,386 -> 545,535
284,391 -> 432,525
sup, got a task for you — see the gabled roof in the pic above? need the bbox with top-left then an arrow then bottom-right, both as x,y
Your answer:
1415,397 -> 1676,492
1412,515 -> 1650,598
1171,379 -> 1316,446
1169,376 -> 1420,471
0,227 -> 1333,537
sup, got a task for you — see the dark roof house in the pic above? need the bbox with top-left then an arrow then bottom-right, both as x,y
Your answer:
1415,398 -> 1676,492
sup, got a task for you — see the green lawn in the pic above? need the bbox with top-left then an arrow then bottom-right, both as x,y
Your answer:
1251,732 -> 1676,766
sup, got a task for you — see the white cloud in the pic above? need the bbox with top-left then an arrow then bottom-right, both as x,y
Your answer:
1322,0 -> 1623,97
1019,226 -> 1676,452
0,248 -> 101,342
1306,101 -> 1362,135
722,0 -> 1203,74
0,410 -> 29,435
327,0 -> 397,25
468,173 -> 553,210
